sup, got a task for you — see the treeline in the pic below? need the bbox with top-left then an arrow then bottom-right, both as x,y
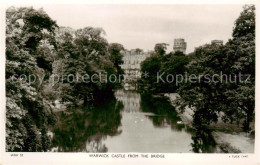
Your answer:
138,46 -> 190,93
139,5 -> 255,132
6,7 -> 124,151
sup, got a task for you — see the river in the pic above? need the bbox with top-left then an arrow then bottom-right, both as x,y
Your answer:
50,89 -> 216,152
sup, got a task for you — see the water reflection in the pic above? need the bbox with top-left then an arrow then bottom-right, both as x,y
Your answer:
51,96 -> 123,152
102,90 -> 193,152
140,92 -> 217,153
191,127 -> 217,153
140,93 -> 184,131
50,90 -> 217,153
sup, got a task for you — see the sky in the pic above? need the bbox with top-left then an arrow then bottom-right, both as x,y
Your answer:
20,4 -> 244,53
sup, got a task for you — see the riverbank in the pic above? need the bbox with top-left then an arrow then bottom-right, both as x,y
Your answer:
164,93 -> 194,126
164,93 -> 255,153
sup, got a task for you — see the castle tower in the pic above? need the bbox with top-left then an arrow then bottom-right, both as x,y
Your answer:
173,38 -> 187,54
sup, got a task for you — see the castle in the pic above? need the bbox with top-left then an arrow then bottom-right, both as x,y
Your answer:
120,49 -> 152,83
173,38 -> 187,54
120,38 -> 188,84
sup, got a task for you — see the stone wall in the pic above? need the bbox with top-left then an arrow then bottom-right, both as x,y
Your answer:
120,50 -> 152,82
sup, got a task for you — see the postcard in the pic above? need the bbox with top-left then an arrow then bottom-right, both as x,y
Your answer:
0,0 -> 259,164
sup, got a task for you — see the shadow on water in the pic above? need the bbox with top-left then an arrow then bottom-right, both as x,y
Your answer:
50,89 -> 217,153
140,92 -> 217,153
190,110 -> 218,153
140,93 -> 184,131
50,95 -> 124,152
191,126 -> 217,153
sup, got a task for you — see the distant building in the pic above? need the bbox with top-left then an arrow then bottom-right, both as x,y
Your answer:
173,38 -> 187,54
211,40 -> 223,45
120,49 -> 152,82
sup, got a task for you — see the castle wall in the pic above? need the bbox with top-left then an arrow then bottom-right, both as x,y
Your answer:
120,50 -> 151,82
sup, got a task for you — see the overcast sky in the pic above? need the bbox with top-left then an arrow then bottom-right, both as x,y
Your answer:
25,4 -> 244,53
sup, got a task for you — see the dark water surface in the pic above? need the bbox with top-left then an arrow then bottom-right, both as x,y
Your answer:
50,90 -> 216,152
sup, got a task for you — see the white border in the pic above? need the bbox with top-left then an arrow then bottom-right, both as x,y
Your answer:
0,0 -> 259,165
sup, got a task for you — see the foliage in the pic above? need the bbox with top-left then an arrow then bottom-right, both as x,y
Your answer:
154,43 -> 169,56
233,5 -> 255,39
54,27 -> 123,105
177,5 -> 255,132
6,7 -> 57,151
139,47 -> 189,93
108,43 -> 125,87
135,48 -> 143,54
6,6 -> 126,152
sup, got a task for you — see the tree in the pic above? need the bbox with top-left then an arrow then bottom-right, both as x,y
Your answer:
233,5 -> 255,39
177,5 -> 255,132
135,48 -> 143,54
140,55 -> 162,93
55,27 -> 122,105
108,43 -> 124,75
6,7 -> 57,151
159,52 -> 189,92
139,44 -> 189,93
6,6 -> 126,152
154,43 -> 169,56
223,4 -> 255,131
173,51 -> 185,57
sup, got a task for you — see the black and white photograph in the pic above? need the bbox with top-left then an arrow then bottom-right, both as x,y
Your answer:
0,0 -> 259,165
